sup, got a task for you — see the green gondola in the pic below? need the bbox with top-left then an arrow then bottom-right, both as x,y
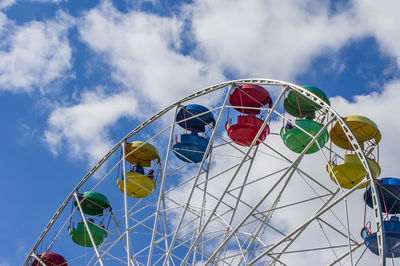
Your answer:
74,191 -> 111,216
284,86 -> 330,118
68,221 -> 107,247
281,119 -> 329,154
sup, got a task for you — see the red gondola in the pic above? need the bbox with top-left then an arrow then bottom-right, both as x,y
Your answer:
32,252 -> 67,266
226,84 -> 273,146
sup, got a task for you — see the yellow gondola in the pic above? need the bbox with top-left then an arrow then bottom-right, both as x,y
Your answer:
330,115 -> 381,150
117,172 -> 156,198
125,141 -> 160,167
326,154 -> 381,189
118,141 -> 160,198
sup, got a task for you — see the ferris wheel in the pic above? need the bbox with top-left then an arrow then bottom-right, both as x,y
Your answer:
25,79 -> 398,265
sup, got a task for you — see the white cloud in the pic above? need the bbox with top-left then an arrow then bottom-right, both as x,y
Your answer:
34,0 -> 400,264
353,0 -> 400,66
32,0 -> 66,2
15,240 -> 28,257
44,0 -> 226,163
78,1 -> 224,108
44,88 -> 139,164
0,0 -> 15,9
188,0 -> 365,80
62,0 -> 363,165
0,12 -> 73,93
330,80 -> 400,178
0,12 -> 6,31
0,259 -> 10,266
42,0 -> 400,173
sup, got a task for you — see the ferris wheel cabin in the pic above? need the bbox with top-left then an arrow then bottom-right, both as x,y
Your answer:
362,215 -> 400,258
173,104 -> 215,163
281,86 -> 330,154
362,178 -> 400,257
365,178 -> 400,214
117,141 -> 160,198
68,221 -> 107,247
32,252 -> 67,266
363,216 -> 400,258
327,154 -> 381,189
124,141 -> 160,167
73,191 -> 111,216
330,115 -> 381,151
118,171 -> 156,198
176,104 -> 215,132
226,84 -> 273,146
280,118 -> 329,154
68,191 -> 110,247
327,115 -> 381,189
283,85 -> 330,118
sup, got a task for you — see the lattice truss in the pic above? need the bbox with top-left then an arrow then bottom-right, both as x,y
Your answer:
26,79 -> 385,266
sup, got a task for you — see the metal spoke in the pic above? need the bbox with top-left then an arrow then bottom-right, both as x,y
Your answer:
26,79 -> 386,266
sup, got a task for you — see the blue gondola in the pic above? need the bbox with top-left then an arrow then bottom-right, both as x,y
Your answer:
176,104 -> 215,132
173,133 -> 209,163
364,178 -> 400,214
173,104 -> 215,163
362,216 -> 400,258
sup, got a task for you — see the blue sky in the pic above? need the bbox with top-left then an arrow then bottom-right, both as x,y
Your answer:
1,0 -> 400,265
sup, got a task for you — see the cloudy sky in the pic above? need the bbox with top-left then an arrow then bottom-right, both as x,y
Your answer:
1,0 -> 400,265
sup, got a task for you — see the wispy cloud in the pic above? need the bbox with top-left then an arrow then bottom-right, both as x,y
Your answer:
0,0 -> 14,9
38,0 -> 400,166
0,258 -> 10,266
78,0 -> 224,107
354,0 -> 400,66
0,11 -> 74,93
44,87 -> 139,164
187,0 -> 365,80
330,80 -> 400,176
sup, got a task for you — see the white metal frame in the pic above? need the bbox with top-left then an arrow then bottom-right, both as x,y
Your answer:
25,79 -> 385,266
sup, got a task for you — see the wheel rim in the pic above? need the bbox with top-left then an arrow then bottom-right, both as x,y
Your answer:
25,79 -> 386,265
